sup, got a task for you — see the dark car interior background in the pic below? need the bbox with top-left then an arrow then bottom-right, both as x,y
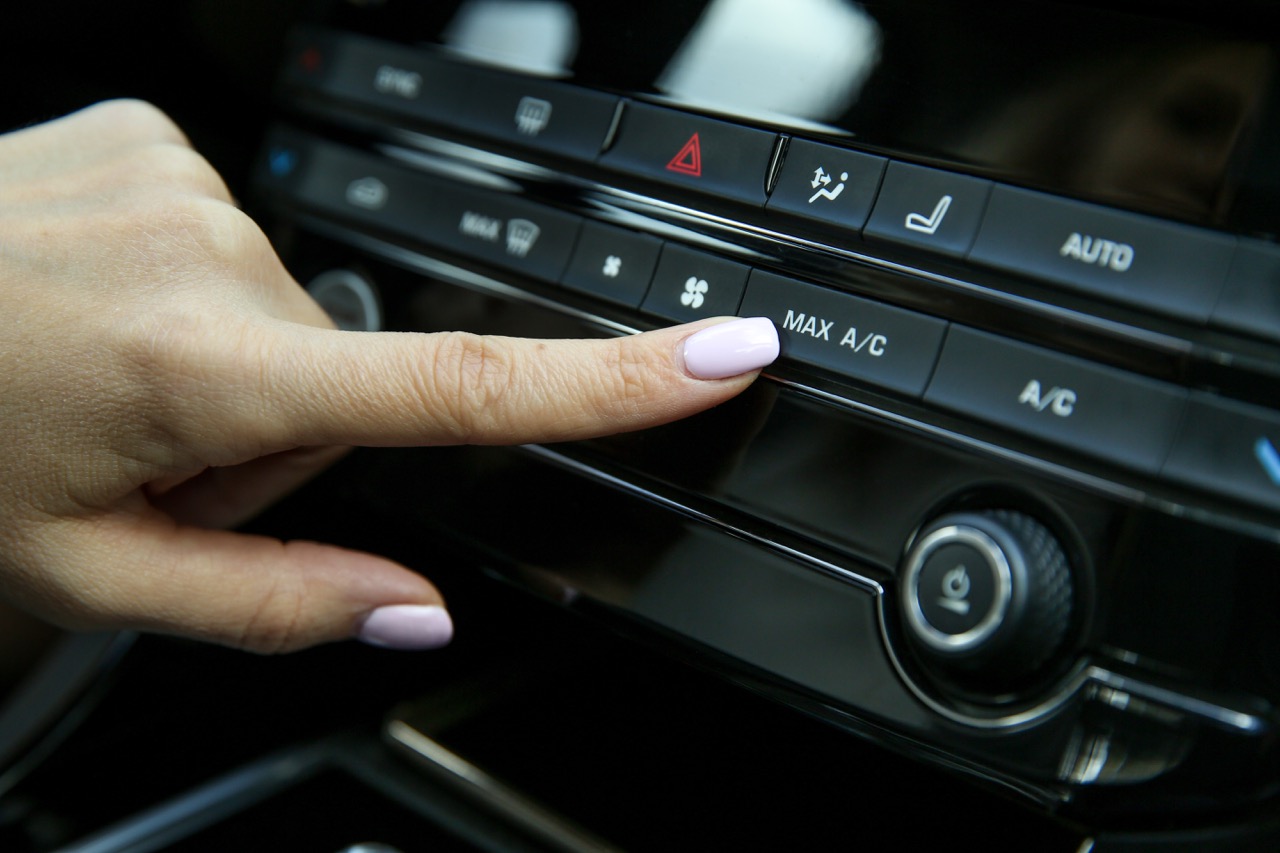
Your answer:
1,1 -> 1279,850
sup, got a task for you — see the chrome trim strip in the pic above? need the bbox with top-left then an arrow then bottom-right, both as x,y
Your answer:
387,721 -> 622,853
1084,666 -> 1271,735
901,525 -> 1013,653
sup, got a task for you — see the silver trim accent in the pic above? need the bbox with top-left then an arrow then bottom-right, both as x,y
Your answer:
387,721 -> 622,853
900,524 -> 1012,653
1084,666 -> 1270,735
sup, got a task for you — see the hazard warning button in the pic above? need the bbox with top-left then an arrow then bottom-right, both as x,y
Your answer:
600,102 -> 778,207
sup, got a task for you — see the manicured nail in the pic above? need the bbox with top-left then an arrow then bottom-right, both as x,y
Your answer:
356,604 -> 453,650
682,317 -> 780,380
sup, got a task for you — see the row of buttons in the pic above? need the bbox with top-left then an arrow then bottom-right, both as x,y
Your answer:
259,130 -> 1280,516
284,27 -> 1280,344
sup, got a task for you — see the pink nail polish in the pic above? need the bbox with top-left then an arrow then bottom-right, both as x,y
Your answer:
682,317 -> 780,380
356,604 -> 453,650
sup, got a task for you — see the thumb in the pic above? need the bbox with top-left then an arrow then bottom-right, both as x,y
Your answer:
34,510 -> 449,653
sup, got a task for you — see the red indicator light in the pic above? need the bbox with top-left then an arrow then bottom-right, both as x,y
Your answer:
666,133 -> 702,177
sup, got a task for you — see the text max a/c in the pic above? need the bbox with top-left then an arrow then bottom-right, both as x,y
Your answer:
782,310 -> 887,357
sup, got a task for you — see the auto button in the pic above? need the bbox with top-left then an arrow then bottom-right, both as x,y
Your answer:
969,185 -> 1236,322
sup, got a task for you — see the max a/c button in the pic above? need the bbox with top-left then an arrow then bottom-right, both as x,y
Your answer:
738,271 -> 947,397
924,327 -> 1187,473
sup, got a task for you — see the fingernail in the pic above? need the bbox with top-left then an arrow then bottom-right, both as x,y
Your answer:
682,317 -> 779,380
356,604 -> 453,650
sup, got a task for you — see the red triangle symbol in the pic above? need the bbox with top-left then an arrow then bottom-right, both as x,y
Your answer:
666,133 -> 702,177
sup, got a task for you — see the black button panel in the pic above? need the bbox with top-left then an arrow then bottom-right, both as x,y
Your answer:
924,327 -> 1188,473
272,133 -> 581,282
263,28 -> 1280,515
1211,239 -> 1280,344
766,139 -> 886,236
864,162 -> 993,258
641,244 -> 750,323
969,185 -> 1237,322
448,67 -> 620,161
561,221 -> 663,307
599,102 -> 779,207
739,271 -> 946,397
1163,396 -> 1280,513
284,29 -> 470,129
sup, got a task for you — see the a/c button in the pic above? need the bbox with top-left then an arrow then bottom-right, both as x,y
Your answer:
739,271 -> 947,397
924,327 -> 1187,473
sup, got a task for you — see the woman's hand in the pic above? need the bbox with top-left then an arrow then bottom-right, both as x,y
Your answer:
0,100 -> 778,653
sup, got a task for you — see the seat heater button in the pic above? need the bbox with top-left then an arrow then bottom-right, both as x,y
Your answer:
561,221 -> 663,307
739,271 -> 946,397
924,326 -> 1187,473
766,138 -> 887,236
640,244 -> 749,323
969,185 -> 1236,322
1211,239 -> 1280,344
1163,395 -> 1280,513
863,162 -> 993,258
599,102 -> 779,207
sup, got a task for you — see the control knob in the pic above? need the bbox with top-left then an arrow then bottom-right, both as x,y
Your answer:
898,510 -> 1073,692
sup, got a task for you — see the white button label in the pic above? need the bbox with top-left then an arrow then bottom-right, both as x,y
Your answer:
374,65 -> 422,99
1059,232 -> 1134,272
459,211 -> 501,242
782,310 -> 834,341
840,327 -> 888,356
1018,379 -> 1077,417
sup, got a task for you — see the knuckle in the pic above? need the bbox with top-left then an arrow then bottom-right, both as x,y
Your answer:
82,99 -> 189,147
426,332 -> 516,441
233,571 -> 308,655
602,337 -> 669,413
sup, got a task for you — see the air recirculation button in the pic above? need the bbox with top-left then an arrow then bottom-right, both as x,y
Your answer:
898,510 -> 1074,697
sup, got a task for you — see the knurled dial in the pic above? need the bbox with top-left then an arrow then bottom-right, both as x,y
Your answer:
899,510 -> 1074,688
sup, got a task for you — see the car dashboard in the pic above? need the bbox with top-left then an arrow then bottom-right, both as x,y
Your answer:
1,1 -> 1279,851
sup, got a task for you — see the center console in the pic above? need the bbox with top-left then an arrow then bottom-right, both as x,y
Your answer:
237,0 -> 1280,845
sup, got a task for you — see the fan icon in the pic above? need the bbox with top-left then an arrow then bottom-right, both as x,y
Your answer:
680,276 -> 709,309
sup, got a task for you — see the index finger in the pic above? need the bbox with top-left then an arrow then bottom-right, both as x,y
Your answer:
176,316 -> 779,458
